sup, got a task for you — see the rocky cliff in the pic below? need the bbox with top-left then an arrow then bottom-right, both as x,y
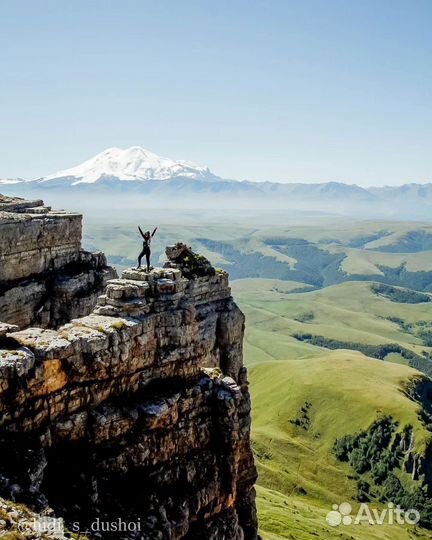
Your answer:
0,201 -> 258,540
0,195 -> 116,329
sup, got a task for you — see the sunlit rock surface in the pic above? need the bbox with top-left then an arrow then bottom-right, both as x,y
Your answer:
0,195 -> 116,329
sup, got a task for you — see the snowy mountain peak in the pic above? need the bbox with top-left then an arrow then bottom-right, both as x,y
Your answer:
40,147 -> 219,184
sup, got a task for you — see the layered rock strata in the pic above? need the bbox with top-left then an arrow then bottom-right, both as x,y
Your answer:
0,242 -> 258,539
0,195 -> 116,329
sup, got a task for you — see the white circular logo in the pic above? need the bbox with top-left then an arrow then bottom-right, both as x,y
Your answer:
326,503 -> 352,527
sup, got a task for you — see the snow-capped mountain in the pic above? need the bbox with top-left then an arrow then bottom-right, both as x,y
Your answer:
1,146 -> 432,220
38,147 -> 220,185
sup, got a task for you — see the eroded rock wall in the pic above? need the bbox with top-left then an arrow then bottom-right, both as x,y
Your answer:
0,252 -> 258,538
0,195 -> 116,329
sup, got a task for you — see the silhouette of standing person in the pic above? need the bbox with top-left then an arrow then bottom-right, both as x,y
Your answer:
137,226 -> 158,272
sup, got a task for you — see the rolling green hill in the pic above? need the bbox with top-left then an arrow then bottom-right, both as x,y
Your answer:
250,354 -> 432,540
231,279 -> 432,539
232,279 -> 432,367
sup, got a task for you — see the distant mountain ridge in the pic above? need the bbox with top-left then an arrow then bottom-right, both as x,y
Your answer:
1,146 -> 431,219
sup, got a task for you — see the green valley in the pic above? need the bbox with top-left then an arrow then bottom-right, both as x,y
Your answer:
228,278 -> 432,538
84,217 -> 432,291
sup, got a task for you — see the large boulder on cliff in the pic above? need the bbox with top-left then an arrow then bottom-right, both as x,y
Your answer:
165,242 -> 216,278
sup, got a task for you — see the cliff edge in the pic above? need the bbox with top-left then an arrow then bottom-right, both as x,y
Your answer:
0,195 -> 116,329
0,200 -> 258,540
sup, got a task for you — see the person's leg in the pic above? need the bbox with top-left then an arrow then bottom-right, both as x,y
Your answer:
138,249 -> 145,268
146,249 -> 151,272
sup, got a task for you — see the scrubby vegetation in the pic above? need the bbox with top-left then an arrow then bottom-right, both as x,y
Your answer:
167,243 -> 216,278
293,332 -> 432,374
387,317 -> 432,347
110,321 -> 127,330
294,332 -> 400,359
334,417 -> 432,527
334,417 -> 399,475
374,230 -> 432,253
264,237 -> 346,287
372,283 -> 431,304
197,239 -> 306,282
419,329 -> 432,347
293,311 -> 315,323
289,401 -> 312,430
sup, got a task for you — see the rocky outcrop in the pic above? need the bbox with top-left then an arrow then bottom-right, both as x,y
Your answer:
0,496 -> 71,540
0,195 -> 116,329
0,238 -> 258,539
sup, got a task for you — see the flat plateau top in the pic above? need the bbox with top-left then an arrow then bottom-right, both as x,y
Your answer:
0,194 -> 43,206
0,194 -> 80,223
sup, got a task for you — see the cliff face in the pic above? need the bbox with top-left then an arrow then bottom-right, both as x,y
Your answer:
0,195 -> 116,329
0,200 -> 258,540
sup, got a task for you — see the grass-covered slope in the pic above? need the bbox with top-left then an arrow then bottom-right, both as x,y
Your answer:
232,279 -> 432,367
250,354 -> 432,540
231,278 -> 432,539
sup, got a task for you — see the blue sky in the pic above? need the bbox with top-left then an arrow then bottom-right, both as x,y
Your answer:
0,0 -> 431,185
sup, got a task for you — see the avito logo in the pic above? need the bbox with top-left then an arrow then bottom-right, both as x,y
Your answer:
326,502 -> 420,527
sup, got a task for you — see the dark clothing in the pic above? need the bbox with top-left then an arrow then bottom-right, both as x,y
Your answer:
138,245 -> 151,271
137,226 -> 157,272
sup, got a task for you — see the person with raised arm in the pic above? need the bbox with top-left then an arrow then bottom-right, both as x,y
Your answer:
137,225 -> 158,272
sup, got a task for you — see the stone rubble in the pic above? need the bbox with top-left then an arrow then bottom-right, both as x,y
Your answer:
0,496 -> 73,540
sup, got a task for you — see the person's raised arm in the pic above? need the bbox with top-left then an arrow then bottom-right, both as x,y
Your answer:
138,226 -> 145,239
151,227 -> 158,237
